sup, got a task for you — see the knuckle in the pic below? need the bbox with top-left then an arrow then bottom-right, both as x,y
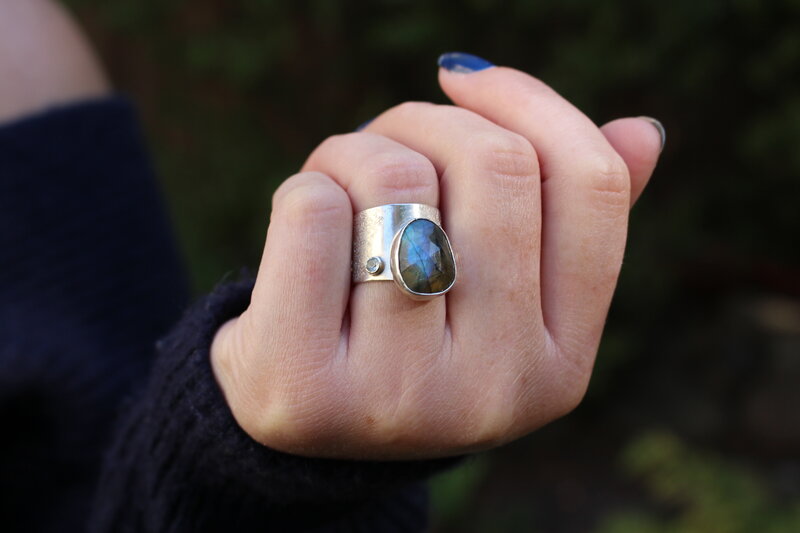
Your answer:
362,150 -> 438,198
251,402 -> 311,449
551,376 -> 590,419
457,392 -> 517,449
429,379 -> 517,450
546,348 -> 593,419
506,340 -> 593,430
470,131 -> 539,187
273,173 -> 350,226
581,153 -> 631,208
251,380 -> 344,451
465,409 -> 514,449
311,133 -> 350,158
387,100 -> 436,119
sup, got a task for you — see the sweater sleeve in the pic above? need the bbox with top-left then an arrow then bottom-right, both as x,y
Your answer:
89,277 -> 461,533
0,97 -> 189,533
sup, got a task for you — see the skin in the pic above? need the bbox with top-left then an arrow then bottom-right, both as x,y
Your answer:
211,68 -> 662,460
0,0 -> 108,122
1,1 -> 661,463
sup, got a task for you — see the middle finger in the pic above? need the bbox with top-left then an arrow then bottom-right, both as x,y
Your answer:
365,103 -> 548,385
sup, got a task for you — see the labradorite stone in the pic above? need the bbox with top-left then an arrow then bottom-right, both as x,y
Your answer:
397,219 -> 455,294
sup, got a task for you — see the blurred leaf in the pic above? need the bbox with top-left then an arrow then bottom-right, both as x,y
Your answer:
596,431 -> 800,533
430,457 -> 490,524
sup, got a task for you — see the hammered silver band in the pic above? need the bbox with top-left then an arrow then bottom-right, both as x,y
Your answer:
352,203 -> 456,300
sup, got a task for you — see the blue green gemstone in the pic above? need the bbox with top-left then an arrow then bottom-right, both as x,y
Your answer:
397,219 -> 455,294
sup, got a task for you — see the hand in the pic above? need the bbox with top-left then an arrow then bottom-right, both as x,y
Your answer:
210,58 -> 663,460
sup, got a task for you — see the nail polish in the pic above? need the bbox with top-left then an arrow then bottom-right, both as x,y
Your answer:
437,52 -> 494,73
640,116 -> 666,152
355,118 -> 374,132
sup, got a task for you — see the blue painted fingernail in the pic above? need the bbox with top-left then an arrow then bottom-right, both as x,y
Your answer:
437,52 -> 494,73
640,116 -> 666,152
355,118 -> 374,132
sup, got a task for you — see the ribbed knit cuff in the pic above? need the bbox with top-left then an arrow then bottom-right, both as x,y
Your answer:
90,278 -> 459,532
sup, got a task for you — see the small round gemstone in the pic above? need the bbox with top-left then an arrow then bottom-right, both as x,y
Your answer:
365,256 -> 384,275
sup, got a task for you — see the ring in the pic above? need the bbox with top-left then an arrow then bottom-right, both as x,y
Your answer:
352,203 -> 456,300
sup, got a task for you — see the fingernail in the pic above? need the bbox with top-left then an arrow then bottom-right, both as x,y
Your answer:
437,52 -> 494,73
355,118 -> 374,132
640,116 -> 666,153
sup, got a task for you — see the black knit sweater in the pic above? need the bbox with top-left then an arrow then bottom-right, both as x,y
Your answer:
0,98 -> 456,532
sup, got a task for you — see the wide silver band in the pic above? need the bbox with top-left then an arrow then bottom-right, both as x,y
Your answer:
352,203 -> 456,300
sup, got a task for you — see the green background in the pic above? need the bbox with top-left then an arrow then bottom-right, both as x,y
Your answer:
64,0 -> 800,531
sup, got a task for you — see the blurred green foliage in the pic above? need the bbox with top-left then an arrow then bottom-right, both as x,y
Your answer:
597,431 -> 800,533
62,0 -> 800,531
430,456 -> 491,523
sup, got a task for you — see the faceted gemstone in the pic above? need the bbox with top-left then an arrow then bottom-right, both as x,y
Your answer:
365,256 -> 384,275
397,219 -> 455,294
